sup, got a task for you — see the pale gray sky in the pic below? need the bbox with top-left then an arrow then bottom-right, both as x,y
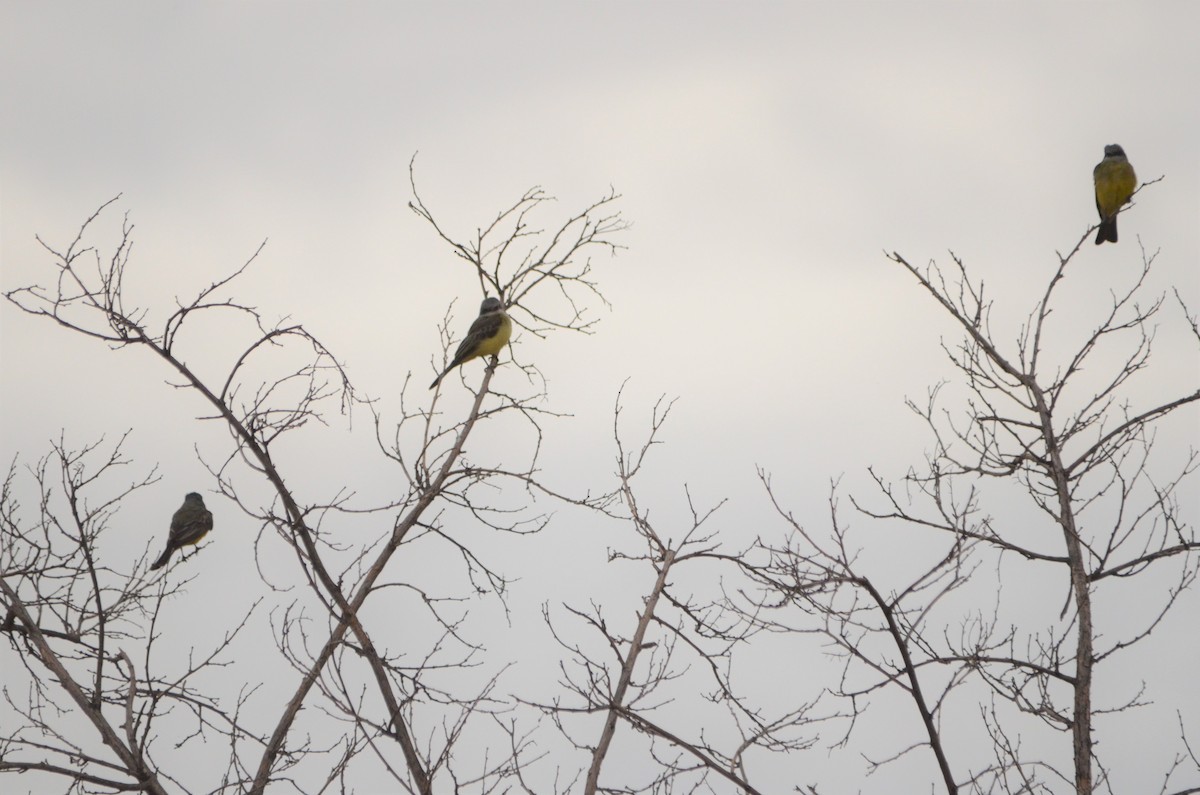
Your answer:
2,3 -> 1198,793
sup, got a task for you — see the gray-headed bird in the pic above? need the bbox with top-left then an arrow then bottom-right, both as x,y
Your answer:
150,492 -> 214,570
1093,144 -> 1137,245
429,297 -> 513,389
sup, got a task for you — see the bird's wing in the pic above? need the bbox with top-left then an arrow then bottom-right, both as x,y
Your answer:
467,311 -> 506,342
173,510 -> 214,546
450,312 -> 505,365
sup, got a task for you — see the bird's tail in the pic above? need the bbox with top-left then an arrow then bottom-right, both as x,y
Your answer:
150,547 -> 173,570
1095,217 -> 1118,245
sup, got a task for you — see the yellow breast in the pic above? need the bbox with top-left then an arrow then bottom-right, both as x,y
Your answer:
1094,159 -> 1136,219
475,313 -> 512,359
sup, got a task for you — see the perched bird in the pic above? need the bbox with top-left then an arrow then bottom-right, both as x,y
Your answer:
1093,144 -> 1137,245
150,492 -> 214,570
429,297 -> 513,389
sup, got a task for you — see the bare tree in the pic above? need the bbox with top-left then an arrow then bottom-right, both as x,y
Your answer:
2,172 -> 627,794
522,391 -> 843,794
0,434 -> 260,795
3,174 -> 1196,795
739,200 -> 1199,792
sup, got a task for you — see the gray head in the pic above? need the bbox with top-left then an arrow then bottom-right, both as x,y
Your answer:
1104,144 -> 1126,158
479,297 -> 503,314
184,492 -> 204,503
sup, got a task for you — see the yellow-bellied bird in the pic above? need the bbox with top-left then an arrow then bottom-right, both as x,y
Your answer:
150,492 -> 214,570
1093,144 -> 1137,245
430,297 -> 513,389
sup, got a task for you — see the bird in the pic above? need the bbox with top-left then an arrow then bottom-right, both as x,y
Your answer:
429,297 -> 513,389
1093,144 -> 1137,245
150,492 -> 214,570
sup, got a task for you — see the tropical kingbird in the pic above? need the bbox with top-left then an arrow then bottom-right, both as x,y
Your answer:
150,492 -> 214,570
429,297 -> 513,389
1093,144 -> 1136,245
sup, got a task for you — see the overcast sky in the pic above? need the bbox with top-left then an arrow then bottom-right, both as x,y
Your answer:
2,3 -> 1198,792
